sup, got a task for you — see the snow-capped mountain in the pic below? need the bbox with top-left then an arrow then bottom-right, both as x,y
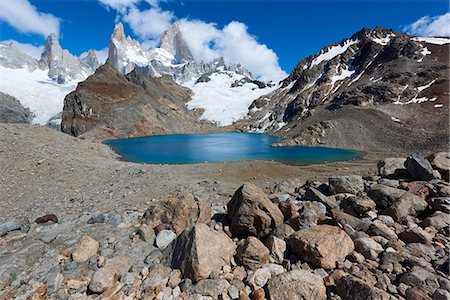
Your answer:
105,22 -> 275,125
239,27 -> 449,152
0,35 -> 100,125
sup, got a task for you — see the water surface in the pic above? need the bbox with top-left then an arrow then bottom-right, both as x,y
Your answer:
105,133 -> 362,165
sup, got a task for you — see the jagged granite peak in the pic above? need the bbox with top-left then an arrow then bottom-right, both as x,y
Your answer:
81,49 -> 100,70
160,22 -> 195,63
106,22 -> 155,74
112,22 -> 126,43
238,27 -> 449,153
0,41 -> 40,71
39,33 -> 97,83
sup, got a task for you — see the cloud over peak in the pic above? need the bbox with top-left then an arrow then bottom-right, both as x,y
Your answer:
0,0 -> 60,38
404,13 -> 450,37
97,0 -> 287,81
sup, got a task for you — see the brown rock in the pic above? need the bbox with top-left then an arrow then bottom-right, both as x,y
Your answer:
235,236 -> 270,270
287,225 -> 354,269
171,224 -> 236,281
34,214 -> 58,224
251,288 -> 265,300
72,236 -> 99,263
142,193 -> 211,235
227,183 -> 284,238
267,270 -> 326,300
383,192 -> 428,221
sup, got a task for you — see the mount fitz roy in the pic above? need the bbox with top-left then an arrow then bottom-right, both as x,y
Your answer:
0,22 -> 269,127
0,23 -> 449,152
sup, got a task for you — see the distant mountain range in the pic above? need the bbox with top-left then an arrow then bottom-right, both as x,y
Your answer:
0,24 -> 448,152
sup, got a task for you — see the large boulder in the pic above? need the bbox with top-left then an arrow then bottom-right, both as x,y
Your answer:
227,183 -> 284,238
428,152 -> 450,181
336,275 -> 391,300
367,184 -> 406,208
142,193 -> 211,235
383,192 -> 428,221
287,225 -> 354,269
171,224 -> 235,281
377,158 -> 408,178
329,175 -> 364,195
405,154 -> 435,181
235,236 -> 270,270
267,270 -> 326,300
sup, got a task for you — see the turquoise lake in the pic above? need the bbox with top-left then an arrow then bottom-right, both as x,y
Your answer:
105,133 -> 363,165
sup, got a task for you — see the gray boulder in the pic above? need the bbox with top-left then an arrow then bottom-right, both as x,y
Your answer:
405,154 -> 435,181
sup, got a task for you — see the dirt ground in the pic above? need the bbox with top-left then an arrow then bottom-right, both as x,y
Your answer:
0,124 -> 389,223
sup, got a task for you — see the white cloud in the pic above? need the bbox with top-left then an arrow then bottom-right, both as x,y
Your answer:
178,19 -> 221,63
217,22 -> 286,82
80,48 -> 109,64
179,20 -> 286,81
97,0 -> 140,13
0,0 -> 60,38
404,13 -> 450,37
123,7 -> 174,41
3,40 -> 43,59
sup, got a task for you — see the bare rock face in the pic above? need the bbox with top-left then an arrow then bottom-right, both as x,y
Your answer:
171,224 -> 236,282
61,64 -> 215,139
160,23 -> 195,64
227,183 -> 284,238
142,193 -> 211,235
287,225 -> 354,269
267,270 -> 327,300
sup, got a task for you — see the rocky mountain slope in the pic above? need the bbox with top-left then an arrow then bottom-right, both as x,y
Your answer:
238,27 -> 449,154
0,92 -> 34,123
0,36 -> 100,125
61,65 -> 217,139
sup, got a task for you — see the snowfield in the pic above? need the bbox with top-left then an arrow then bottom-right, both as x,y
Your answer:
412,37 -> 450,45
0,66 -> 80,125
184,72 -> 277,126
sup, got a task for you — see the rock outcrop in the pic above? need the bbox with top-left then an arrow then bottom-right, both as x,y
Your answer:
0,92 -> 34,123
61,64 -> 216,139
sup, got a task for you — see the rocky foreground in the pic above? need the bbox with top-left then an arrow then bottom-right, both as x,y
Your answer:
0,152 -> 449,300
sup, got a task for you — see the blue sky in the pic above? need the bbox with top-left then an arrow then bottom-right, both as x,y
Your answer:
0,0 -> 448,80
